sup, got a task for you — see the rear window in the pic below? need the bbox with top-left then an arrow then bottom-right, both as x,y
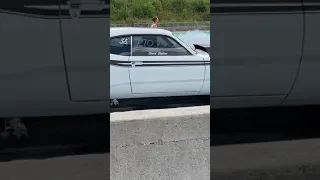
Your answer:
131,35 -> 191,56
110,36 -> 131,56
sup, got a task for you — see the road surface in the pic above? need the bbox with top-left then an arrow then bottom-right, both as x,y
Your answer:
2,141 -> 320,180
0,153 -> 110,180
210,106 -> 320,180
0,106 -> 320,180
211,139 -> 320,180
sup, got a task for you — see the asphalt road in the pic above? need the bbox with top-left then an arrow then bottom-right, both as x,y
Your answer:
1,105 -> 320,180
0,115 -> 110,180
210,106 -> 320,180
1,142 -> 320,180
0,153 -> 110,180
211,139 -> 320,180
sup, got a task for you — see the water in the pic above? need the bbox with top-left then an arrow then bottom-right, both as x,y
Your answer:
173,30 -> 210,48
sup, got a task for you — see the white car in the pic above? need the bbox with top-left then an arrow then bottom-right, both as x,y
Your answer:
110,27 -> 210,102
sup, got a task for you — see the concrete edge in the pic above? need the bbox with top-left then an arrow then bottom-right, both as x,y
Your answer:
110,105 -> 210,122
110,106 -> 210,148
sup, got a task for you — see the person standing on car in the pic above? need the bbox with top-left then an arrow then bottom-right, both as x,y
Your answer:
151,16 -> 159,28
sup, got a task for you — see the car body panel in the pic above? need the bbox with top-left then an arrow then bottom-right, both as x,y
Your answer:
283,1 -> 320,105
0,0 -> 110,117
3,0 -> 320,117
59,0 -> 109,101
110,28 -> 210,99
210,1 -> 304,108
128,55 -> 205,95
61,17 -> 109,102
110,55 -> 132,99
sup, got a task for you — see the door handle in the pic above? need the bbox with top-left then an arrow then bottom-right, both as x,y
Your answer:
67,0 -> 108,19
131,61 -> 143,67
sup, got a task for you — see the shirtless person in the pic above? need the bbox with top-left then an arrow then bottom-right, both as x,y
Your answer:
151,16 -> 159,28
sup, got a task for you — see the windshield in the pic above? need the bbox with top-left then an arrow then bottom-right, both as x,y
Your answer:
173,34 -> 197,54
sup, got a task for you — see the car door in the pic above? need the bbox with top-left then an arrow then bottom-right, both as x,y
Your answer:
283,0 -> 320,105
128,34 -> 205,95
60,0 -> 109,101
210,1 -> 304,108
110,35 -> 132,99
0,0 -> 65,114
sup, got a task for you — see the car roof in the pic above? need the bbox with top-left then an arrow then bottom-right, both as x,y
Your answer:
110,27 -> 173,37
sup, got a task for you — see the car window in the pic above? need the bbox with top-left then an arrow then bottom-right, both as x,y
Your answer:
110,36 -> 131,56
131,35 -> 191,56
173,35 -> 197,54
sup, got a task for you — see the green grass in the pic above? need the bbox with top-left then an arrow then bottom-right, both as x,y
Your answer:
110,0 -> 210,24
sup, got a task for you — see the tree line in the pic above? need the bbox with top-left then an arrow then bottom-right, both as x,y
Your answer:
110,0 -> 210,24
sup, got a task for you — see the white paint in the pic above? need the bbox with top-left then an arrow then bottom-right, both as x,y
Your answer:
110,27 -> 210,99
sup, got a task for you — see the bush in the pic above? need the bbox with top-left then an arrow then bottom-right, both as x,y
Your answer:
191,0 -> 207,13
131,0 -> 156,19
169,0 -> 188,14
110,0 -> 209,24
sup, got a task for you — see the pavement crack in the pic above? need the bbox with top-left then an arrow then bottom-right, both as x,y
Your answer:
111,137 -> 209,148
